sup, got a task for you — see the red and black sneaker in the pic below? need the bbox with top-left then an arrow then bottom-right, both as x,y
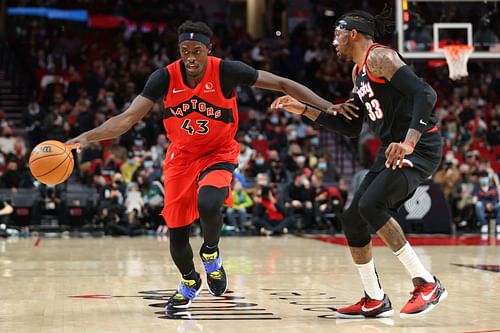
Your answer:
400,276 -> 448,318
336,293 -> 394,319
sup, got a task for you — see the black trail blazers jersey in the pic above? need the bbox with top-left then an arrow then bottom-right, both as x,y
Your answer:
355,44 -> 442,175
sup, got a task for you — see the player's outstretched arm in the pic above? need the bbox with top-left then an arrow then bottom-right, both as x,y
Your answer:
255,70 -> 359,120
66,95 -> 155,149
272,95 -> 363,138
366,47 -> 437,169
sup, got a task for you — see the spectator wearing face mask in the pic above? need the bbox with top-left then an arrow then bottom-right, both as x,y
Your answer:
248,152 -> 269,177
473,172 -> 500,235
283,143 -> 304,174
142,156 -> 161,182
315,156 -> 339,182
120,151 -> 141,183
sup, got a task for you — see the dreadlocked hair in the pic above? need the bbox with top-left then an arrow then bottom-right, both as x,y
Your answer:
341,5 -> 393,39
177,20 -> 214,38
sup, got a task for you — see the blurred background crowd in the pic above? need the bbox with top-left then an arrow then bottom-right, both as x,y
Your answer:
0,0 -> 498,238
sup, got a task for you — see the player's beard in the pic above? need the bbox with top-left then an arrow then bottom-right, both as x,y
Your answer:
334,45 -> 351,62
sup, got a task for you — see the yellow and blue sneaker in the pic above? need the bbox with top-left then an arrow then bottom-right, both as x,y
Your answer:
165,277 -> 202,310
200,250 -> 227,296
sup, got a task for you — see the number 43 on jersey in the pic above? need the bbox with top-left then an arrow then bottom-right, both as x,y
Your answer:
181,119 -> 210,135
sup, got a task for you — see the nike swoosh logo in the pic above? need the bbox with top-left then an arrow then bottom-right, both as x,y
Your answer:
421,285 -> 438,301
419,119 -> 427,126
361,302 -> 383,312
173,88 -> 185,94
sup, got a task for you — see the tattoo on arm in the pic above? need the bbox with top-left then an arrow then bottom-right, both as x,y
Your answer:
404,128 -> 422,146
366,48 -> 406,80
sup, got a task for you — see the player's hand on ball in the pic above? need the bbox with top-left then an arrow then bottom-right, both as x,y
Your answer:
385,142 -> 414,170
65,135 -> 88,153
325,98 -> 359,120
270,95 -> 306,115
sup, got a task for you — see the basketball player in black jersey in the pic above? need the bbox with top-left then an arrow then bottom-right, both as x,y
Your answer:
271,9 -> 447,318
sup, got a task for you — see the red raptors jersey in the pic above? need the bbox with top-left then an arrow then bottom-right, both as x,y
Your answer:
163,57 -> 239,162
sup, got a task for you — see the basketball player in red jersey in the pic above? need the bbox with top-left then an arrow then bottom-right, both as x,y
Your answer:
66,21 -> 357,310
271,9 -> 447,318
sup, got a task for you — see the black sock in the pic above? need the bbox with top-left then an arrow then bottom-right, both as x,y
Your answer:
201,243 -> 218,255
182,270 -> 200,281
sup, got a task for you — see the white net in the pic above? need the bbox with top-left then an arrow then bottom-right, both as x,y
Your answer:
443,45 -> 474,80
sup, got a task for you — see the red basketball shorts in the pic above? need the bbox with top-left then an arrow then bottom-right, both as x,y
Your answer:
160,150 -> 235,229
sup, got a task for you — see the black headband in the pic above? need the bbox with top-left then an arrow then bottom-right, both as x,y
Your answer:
178,32 -> 211,46
335,17 -> 375,37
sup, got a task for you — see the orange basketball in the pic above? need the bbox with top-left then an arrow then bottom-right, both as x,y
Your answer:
29,140 -> 74,185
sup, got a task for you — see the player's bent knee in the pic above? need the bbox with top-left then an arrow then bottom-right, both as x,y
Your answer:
358,195 -> 390,231
340,209 -> 371,247
198,186 -> 227,217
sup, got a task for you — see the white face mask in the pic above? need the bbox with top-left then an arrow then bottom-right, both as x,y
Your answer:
479,177 -> 489,188
295,155 -> 306,165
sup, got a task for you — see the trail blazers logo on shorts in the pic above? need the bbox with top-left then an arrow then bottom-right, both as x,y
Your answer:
404,186 -> 431,219
164,96 -> 234,123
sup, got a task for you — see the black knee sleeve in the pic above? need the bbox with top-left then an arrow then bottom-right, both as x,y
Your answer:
340,206 -> 371,247
198,186 -> 227,217
358,193 -> 392,232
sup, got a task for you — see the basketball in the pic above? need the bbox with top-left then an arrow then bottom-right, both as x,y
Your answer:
29,140 -> 74,185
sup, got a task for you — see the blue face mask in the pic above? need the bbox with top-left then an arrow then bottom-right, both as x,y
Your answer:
270,117 -> 279,125
255,158 -> 265,166
310,137 -> 319,146
479,177 -> 489,186
128,158 -> 135,165
318,162 -> 327,170
144,161 -> 154,169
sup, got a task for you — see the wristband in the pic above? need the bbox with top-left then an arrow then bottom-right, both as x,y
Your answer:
301,105 -> 307,115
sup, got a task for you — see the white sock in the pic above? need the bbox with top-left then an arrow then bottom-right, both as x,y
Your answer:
394,242 -> 434,283
355,259 -> 384,300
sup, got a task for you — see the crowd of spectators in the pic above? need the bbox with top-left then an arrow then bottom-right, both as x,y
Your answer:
0,0 -> 499,237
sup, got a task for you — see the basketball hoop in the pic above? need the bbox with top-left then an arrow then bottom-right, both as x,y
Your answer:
442,44 -> 474,80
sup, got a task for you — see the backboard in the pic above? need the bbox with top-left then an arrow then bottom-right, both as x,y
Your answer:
396,0 -> 500,59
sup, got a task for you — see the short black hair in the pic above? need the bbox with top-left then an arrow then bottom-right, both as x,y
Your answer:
341,6 -> 393,39
177,20 -> 213,38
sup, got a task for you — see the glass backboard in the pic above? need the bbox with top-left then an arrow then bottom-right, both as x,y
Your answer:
396,0 -> 500,59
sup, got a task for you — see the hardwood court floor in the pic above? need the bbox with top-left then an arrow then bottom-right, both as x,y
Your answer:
0,236 -> 499,333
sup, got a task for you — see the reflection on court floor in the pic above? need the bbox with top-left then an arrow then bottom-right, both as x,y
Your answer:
1,236 -> 499,333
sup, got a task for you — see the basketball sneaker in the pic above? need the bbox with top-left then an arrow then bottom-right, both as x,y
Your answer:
200,249 -> 227,296
336,293 -> 394,319
165,277 -> 202,310
400,276 -> 448,318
